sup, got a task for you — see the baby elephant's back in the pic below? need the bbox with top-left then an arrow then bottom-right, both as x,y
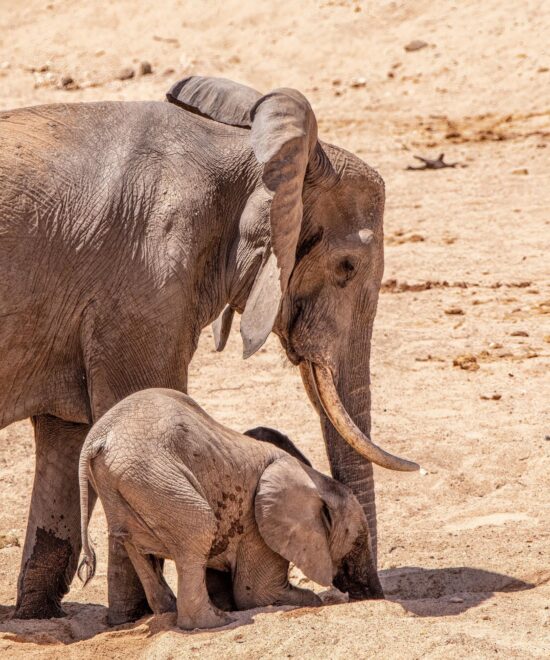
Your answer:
87,388 -> 275,494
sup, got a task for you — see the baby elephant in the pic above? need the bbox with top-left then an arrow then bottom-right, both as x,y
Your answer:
78,388 -> 365,629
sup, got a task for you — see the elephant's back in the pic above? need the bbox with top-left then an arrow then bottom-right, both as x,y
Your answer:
0,100 -> 249,172
0,100 -> 250,244
94,388 -> 280,466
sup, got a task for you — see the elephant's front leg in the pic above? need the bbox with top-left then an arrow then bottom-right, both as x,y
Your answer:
15,415 -> 95,619
233,538 -> 321,610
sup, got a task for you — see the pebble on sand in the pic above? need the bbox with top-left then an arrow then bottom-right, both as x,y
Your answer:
139,61 -> 153,75
404,39 -> 428,52
453,354 -> 479,371
118,67 -> 135,81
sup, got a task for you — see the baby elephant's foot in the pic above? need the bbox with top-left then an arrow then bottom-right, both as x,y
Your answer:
276,585 -> 322,608
177,605 -> 234,630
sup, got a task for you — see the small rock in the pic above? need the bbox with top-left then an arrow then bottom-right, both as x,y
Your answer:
332,78 -> 342,86
511,168 -> 528,175
139,61 -> 153,75
537,66 -> 549,73
419,468 -> 428,476
489,342 -> 503,349
453,354 -> 479,371
118,67 -> 135,81
445,307 -> 464,315
350,77 -> 367,88
510,330 -> 529,337
480,393 -> 502,401
545,435 -> 550,441
163,67 -> 176,76
60,75 -> 75,88
0,61 -> 10,70
404,40 -> 428,52
449,596 -> 464,603
0,532 -> 19,549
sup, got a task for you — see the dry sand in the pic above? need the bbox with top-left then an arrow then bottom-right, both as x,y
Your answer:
0,1 -> 549,657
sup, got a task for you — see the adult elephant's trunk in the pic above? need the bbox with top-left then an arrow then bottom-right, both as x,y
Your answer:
299,302 -> 417,599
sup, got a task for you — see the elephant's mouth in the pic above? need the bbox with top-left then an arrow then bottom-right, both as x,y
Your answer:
305,362 -> 419,473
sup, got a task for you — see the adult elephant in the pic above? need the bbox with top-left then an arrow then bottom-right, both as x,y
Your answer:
0,76 -> 417,622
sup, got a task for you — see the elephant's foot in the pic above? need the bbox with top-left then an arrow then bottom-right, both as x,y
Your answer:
15,527 -> 72,619
177,605 -> 234,631
108,597 -> 152,626
275,584 -> 322,608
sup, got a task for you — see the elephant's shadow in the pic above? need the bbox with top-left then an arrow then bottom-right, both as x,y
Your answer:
379,566 -> 534,617
0,566 -> 535,645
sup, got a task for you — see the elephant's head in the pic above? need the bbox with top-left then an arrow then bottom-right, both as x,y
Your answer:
255,457 -> 366,587
167,77 -> 419,597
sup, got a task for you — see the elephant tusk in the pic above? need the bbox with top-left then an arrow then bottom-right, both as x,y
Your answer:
309,362 -> 420,472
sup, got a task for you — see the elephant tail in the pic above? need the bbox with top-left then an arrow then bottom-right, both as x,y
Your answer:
77,441 -> 97,587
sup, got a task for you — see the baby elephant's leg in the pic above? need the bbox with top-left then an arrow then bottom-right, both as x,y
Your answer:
172,505 -> 233,630
124,543 -> 176,615
116,465 -> 233,630
233,536 -> 321,610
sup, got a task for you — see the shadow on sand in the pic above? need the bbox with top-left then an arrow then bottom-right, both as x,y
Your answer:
0,566 -> 537,645
0,600 -> 278,646
380,566 -> 534,616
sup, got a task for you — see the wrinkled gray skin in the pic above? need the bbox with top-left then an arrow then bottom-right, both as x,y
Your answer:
0,75 -> 408,621
78,389 -> 365,630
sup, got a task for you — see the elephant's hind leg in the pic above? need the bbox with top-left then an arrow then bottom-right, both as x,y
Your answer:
124,543 -> 176,615
15,415 -> 95,619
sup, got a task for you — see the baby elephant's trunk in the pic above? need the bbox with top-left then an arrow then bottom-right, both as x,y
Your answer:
77,446 -> 96,586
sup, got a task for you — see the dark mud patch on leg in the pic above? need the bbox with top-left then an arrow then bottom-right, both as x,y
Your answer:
14,528 -> 72,620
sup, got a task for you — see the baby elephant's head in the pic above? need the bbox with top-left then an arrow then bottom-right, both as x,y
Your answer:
254,457 -> 365,587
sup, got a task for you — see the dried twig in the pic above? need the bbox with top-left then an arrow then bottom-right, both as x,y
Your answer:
406,153 -> 460,170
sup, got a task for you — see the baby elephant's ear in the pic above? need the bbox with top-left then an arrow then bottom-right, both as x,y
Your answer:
244,426 -> 312,467
255,458 -> 333,586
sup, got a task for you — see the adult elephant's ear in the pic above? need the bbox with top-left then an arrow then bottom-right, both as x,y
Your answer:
166,78 -> 318,358
240,89 -> 318,358
166,76 -> 261,127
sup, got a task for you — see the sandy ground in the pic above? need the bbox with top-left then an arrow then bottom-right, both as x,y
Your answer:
1,0 -> 549,657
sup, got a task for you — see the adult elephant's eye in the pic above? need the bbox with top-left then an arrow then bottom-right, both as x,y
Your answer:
335,258 -> 356,287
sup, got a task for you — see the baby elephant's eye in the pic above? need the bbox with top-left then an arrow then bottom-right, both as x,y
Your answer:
335,258 -> 356,287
